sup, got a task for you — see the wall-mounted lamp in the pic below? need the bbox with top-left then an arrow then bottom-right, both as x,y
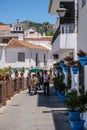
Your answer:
56,7 -> 67,17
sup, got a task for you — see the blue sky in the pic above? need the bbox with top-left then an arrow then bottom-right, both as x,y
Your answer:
0,0 -> 57,24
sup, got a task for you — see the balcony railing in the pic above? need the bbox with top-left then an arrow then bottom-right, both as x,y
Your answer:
51,24 -> 75,44
60,24 -> 75,34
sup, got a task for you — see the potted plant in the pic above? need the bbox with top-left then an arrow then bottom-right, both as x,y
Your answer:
19,67 -> 25,76
64,56 -> 73,62
53,74 -> 68,102
56,66 -> 62,74
13,68 -> 19,77
59,60 -> 64,67
69,60 -> 79,74
65,89 -> 87,130
77,49 -> 87,66
65,89 -> 80,121
63,64 -> 69,72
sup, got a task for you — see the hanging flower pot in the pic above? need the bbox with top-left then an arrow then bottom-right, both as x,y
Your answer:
59,62 -> 64,67
57,68 -> 62,73
59,60 -> 64,67
72,67 -> 79,74
77,49 -> 87,66
79,56 -> 87,66
64,67 -> 68,72
56,66 -> 62,74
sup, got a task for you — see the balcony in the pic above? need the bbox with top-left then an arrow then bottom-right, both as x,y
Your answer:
52,24 -> 77,54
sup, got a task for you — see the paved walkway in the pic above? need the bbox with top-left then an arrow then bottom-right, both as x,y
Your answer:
0,85 -> 71,130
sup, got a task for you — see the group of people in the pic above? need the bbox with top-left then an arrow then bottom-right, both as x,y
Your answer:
27,70 -> 51,96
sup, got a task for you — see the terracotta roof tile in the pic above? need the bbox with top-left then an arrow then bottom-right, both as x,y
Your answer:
24,37 -> 52,42
6,38 -> 50,51
0,25 -> 11,31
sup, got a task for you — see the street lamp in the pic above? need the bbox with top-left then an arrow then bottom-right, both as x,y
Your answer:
56,7 -> 67,17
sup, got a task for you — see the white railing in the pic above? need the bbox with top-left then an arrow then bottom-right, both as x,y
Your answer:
60,24 -> 75,34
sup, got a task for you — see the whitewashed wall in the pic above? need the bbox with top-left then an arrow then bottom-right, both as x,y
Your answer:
77,1 -> 87,129
5,48 -> 49,69
77,1 -> 87,52
51,33 -> 77,60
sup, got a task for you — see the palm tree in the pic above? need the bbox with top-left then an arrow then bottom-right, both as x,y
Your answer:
43,22 -> 50,34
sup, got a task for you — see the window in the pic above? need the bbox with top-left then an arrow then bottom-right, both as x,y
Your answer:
53,54 -> 59,59
16,27 -> 18,31
2,39 -> 9,43
82,0 -> 86,8
19,27 -> 21,31
18,53 -> 25,61
35,53 -> 38,66
44,54 -> 46,66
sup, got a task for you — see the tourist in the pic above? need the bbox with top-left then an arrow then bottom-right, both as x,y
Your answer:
43,70 -> 50,96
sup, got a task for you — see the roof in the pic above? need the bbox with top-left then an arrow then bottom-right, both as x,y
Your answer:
48,0 -> 52,13
24,37 -> 52,42
0,25 -> 11,31
6,38 -> 50,51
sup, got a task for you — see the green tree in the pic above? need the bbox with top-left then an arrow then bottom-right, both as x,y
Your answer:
43,22 -> 51,34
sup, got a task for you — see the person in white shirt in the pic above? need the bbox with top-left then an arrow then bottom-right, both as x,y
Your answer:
43,70 -> 50,96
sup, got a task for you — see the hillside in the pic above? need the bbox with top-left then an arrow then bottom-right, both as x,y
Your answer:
21,20 -> 54,35
21,20 -> 44,34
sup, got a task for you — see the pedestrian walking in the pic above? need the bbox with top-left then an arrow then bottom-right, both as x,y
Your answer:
43,70 -> 50,96
31,74 -> 39,94
36,72 -> 42,90
27,72 -> 32,93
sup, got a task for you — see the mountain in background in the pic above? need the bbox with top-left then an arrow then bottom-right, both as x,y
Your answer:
0,20 -> 54,36
21,20 -> 44,34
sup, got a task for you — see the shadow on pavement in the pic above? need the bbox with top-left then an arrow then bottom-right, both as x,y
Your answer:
52,110 -> 71,130
37,85 -> 65,108
37,85 -> 71,130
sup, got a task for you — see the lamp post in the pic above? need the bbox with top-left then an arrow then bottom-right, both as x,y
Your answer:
56,7 -> 67,17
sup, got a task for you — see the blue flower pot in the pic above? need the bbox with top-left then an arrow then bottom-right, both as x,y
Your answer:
79,56 -> 87,66
57,69 -> 61,73
64,67 -> 68,72
59,95 -> 67,103
72,67 -> 79,74
59,62 -> 64,67
70,119 -> 85,130
69,111 -> 80,121
56,90 -> 61,97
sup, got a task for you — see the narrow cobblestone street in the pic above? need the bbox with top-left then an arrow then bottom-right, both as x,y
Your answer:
0,86 -> 71,130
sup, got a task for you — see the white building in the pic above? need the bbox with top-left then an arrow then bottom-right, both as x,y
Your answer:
49,0 -> 87,128
77,1 -> 87,128
24,27 -> 42,38
48,0 -> 78,91
0,25 -> 18,45
48,0 -> 77,62
0,23 -> 53,71
0,38 -> 51,69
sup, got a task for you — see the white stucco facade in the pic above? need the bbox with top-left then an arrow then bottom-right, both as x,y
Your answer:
5,48 -> 48,69
77,1 -> 87,128
49,0 -> 77,62
77,1 -> 87,90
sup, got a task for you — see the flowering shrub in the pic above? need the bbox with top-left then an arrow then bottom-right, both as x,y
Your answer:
68,60 -> 79,67
64,56 -> 73,61
77,49 -> 87,57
